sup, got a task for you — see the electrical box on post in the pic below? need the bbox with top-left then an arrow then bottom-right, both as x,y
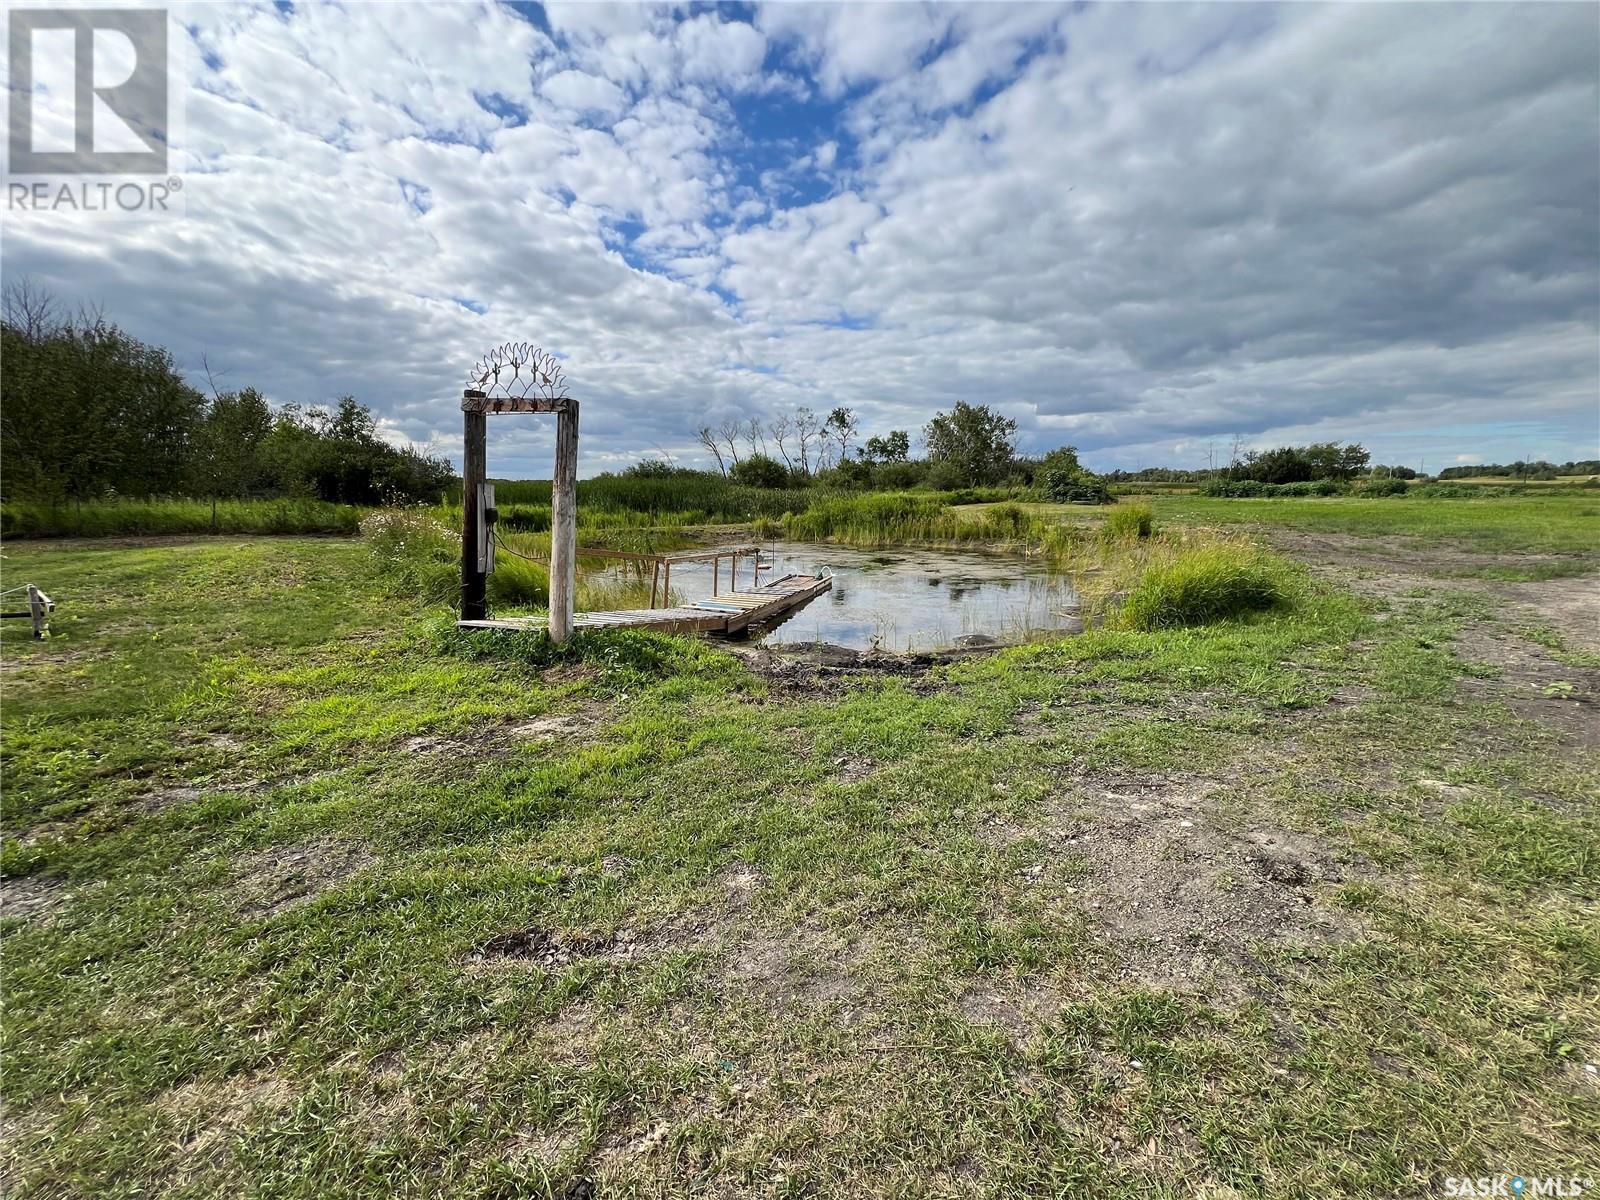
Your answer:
477,482 -> 496,574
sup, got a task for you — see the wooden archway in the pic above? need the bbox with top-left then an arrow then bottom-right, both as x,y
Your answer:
459,344 -> 579,641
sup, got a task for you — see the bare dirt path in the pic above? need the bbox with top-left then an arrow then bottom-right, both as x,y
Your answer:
1260,527 -> 1600,747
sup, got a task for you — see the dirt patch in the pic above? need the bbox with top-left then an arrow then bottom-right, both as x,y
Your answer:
956,981 -> 1063,1049
1010,780 -> 1366,993
718,862 -> 765,902
469,925 -> 646,969
727,641 -> 951,698
1452,621 -> 1600,750
830,754 -> 878,783
1,874 -> 68,924
232,839 -> 375,918
135,785 -> 207,813
1258,528 -> 1588,598
1260,528 -> 1600,747
508,713 -> 596,740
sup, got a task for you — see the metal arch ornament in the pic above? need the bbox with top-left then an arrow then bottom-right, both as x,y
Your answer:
465,343 -> 571,411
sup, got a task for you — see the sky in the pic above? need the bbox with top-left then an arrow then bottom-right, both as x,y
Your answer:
5,0 -> 1598,477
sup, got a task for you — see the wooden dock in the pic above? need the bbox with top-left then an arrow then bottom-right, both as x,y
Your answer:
457,573 -> 832,637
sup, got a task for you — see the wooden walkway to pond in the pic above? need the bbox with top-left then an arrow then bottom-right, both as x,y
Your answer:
457,572 -> 832,638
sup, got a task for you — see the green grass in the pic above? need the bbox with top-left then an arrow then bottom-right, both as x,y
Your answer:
1,496 -> 366,538
781,493 -> 1049,546
2,521 -> 1597,1197
461,475 -> 824,523
1145,491 -> 1600,560
1101,503 -> 1155,542
1118,541 -> 1287,630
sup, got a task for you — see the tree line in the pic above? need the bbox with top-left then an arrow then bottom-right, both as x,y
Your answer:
1436,459 -> 1600,480
685,400 -> 1105,496
1,284 -> 453,510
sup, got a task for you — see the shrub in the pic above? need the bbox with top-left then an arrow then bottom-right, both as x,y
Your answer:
1353,477 -> 1410,497
1201,478 -> 1346,498
1040,461 -> 1113,504
730,454 -> 790,489
1102,503 -> 1155,541
1119,543 -> 1285,629
1202,478 -> 1267,498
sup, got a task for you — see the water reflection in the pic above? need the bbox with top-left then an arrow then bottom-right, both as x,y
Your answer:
612,542 -> 1081,653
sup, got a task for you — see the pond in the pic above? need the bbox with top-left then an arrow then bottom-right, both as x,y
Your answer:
641,542 -> 1083,653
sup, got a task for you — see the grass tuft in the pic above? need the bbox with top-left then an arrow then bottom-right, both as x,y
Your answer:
1118,541 -> 1287,629
1101,503 -> 1155,542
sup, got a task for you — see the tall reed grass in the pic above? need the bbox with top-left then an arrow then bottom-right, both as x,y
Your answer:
1,497 -> 364,538
452,475 -> 822,523
780,494 -> 1049,545
1117,541 -> 1287,629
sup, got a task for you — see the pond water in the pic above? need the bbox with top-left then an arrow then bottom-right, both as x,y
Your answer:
641,542 -> 1082,653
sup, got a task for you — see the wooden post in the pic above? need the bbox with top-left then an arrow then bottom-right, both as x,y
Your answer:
548,403 -> 579,642
26,584 -> 50,639
649,561 -> 659,609
662,562 -> 671,607
460,408 -> 487,621
712,557 -> 719,596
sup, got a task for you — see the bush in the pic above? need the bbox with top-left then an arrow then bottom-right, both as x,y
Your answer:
1353,477 -> 1410,497
731,454 -> 792,489
1040,460 -> 1113,504
1412,483 -> 1480,499
1119,543 -> 1285,630
1201,478 -> 1346,498
1102,503 -> 1155,541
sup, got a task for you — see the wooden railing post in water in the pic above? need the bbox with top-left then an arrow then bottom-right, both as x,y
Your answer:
460,408 -> 487,621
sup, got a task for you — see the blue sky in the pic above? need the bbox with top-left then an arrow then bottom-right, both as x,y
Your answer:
6,1 -> 1597,476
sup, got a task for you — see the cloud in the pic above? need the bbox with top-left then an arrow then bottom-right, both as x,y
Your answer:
3,0 -> 1595,477
539,70 -> 627,117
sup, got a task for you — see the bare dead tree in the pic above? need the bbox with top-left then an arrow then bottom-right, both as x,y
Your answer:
769,413 -> 794,470
1227,432 -> 1246,476
199,351 -> 230,403
744,416 -> 765,459
717,417 -> 743,467
794,407 -> 819,475
2,278 -> 58,341
696,426 -> 727,475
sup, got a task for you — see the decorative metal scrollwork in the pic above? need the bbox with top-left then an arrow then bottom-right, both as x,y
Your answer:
467,343 -> 569,401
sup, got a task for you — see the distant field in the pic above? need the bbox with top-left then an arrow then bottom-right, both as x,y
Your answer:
1141,491 -> 1600,560
1443,474 -> 1599,487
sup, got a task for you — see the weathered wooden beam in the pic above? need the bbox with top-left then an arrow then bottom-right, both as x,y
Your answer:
461,390 -> 573,415
548,402 -> 580,642
460,409 -> 488,621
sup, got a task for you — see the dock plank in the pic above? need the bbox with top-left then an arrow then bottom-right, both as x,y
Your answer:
458,574 -> 831,637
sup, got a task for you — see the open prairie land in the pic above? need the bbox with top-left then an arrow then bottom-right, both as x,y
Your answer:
2,493 -> 1597,1199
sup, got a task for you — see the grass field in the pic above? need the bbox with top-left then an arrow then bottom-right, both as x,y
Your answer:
2,495 -> 1598,1197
